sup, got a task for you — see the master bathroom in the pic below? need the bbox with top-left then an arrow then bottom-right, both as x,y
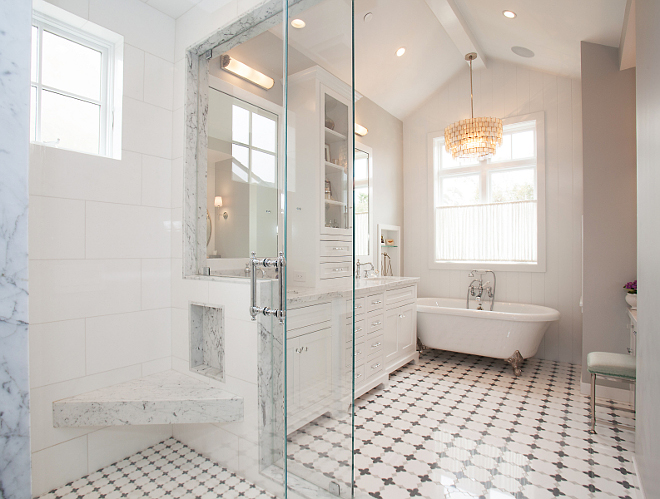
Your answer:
2,0 -> 659,498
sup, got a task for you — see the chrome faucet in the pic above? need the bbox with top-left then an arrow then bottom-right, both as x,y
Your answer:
466,269 -> 496,311
355,260 -> 375,279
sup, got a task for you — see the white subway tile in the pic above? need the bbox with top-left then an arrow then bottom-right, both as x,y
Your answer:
86,309 -> 171,374
122,97 -> 173,159
144,53 -> 174,110
142,258 -> 172,309
171,260 -> 209,308
39,0 -> 90,20
29,319 -> 86,388
174,0 -> 238,59
146,0 -> 202,19
223,317 -> 257,384
87,424 -> 172,472
171,210 -> 183,260
173,423 -> 239,471
29,145 -> 142,205
172,59 -> 185,111
208,279 -> 250,321
142,154 -> 172,208
31,436 -> 89,497
141,356 -> 171,376
30,259 -> 142,324
171,307 -> 188,361
171,105 -> 184,160
88,0 -> 175,62
171,157 -> 183,209
85,202 -> 171,259
29,196 -> 85,260
123,43 -> 145,101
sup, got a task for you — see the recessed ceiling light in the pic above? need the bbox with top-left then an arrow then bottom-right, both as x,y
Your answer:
364,12 -> 373,23
503,10 -> 516,19
511,46 -> 535,58
291,19 -> 306,28
396,47 -> 406,57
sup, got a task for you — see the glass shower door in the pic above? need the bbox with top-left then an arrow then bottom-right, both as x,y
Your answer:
283,0 -> 355,497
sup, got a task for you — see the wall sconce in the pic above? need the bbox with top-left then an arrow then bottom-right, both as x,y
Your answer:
355,123 -> 368,136
214,196 -> 228,220
221,55 -> 274,90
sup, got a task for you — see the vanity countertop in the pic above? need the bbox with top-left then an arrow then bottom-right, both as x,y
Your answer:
287,276 -> 420,306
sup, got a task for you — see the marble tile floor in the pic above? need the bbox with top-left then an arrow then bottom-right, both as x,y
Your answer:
287,349 -> 640,499
39,439 -> 276,499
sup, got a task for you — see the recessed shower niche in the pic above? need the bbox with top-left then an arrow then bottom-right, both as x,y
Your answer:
189,302 -> 225,381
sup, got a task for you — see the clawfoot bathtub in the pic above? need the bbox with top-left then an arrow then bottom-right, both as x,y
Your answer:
417,298 -> 560,375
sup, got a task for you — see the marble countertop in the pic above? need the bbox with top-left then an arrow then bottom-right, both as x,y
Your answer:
287,276 -> 420,305
53,370 -> 243,428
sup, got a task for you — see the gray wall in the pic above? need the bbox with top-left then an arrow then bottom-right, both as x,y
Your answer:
0,0 -> 33,496
580,42 -> 637,385
635,0 -> 660,493
355,96 -> 404,272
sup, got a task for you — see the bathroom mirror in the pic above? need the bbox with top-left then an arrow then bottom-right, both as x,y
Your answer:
355,145 -> 373,264
205,86 -> 279,264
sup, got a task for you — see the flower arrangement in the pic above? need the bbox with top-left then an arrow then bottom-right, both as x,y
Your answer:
623,280 -> 637,295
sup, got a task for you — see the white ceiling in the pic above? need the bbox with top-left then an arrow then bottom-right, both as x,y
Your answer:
453,0 -> 627,79
143,0 -> 629,119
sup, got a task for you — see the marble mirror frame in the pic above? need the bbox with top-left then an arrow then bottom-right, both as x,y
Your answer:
182,0 -> 320,279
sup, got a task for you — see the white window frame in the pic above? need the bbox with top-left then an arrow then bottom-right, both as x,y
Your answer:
428,111 -> 546,272
31,2 -> 123,159
355,141 -> 374,264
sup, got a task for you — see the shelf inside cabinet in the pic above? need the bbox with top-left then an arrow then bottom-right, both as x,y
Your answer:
325,199 -> 346,206
325,127 -> 347,143
325,161 -> 347,173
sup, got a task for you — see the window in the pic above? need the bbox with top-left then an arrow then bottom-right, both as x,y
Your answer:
31,11 -> 121,157
355,147 -> 372,258
429,112 -> 545,270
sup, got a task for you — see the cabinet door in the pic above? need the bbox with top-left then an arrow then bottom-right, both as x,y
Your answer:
287,337 -> 299,413
397,303 -> 415,355
383,308 -> 399,364
298,328 -> 333,412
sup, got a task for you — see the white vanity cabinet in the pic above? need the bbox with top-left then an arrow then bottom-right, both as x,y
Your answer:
287,66 -> 353,289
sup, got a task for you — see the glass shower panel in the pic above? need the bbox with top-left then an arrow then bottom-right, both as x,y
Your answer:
285,0 -> 355,497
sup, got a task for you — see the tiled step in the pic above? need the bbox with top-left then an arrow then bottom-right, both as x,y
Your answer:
53,370 -> 243,427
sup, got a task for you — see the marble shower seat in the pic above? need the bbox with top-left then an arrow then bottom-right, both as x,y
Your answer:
53,371 -> 243,427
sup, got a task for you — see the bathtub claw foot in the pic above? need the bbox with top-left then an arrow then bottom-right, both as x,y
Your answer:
505,350 -> 524,376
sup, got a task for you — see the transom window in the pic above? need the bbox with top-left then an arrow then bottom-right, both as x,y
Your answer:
31,13 -> 116,156
430,114 -> 546,270
230,102 -> 277,187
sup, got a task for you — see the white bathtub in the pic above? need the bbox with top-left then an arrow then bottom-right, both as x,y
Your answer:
417,298 -> 560,373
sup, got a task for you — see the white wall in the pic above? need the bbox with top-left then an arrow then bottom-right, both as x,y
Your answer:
581,42 -> 636,385
28,0 -> 175,494
634,0 -> 660,493
403,59 -> 583,364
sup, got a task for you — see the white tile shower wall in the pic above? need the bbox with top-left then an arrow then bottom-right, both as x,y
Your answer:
170,0 -> 277,489
403,60 -> 583,364
28,0 -> 176,495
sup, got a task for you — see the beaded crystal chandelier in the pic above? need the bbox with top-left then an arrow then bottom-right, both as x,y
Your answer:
445,53 -> 503,160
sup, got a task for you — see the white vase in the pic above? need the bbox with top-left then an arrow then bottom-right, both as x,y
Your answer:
625,293 -> 637,309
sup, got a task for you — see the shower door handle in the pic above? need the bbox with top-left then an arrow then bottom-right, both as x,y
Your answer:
249,251 -> 286,324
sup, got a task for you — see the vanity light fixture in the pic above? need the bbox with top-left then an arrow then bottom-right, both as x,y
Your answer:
221,55 -> 274,90
444,53 -> 502,160
355,123 -> 368,136
396,47 -> 406,57
214,196 -> 223,207
503,10 -> 517,19
291,19 -> 306,28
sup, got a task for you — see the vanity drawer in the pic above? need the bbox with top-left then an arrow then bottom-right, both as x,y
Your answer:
288,302 -> 332,332
385,286 -> 416,307
366,352 -> 384,380
346,297 -> 366,322
367,311 -> 384,335
353,363 -> 366,387
320,260 -> 353,280
320,240 -> 352,257
346,319 -> 366,343
345,340 -> 366,368
366,292 -> 385,312
365,333 -> 384,357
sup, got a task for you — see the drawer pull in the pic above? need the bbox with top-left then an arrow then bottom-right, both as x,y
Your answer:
627,347 -> 632,354
333,268 -> 347,272
356,373 -> 362,379
399,314 -> 406,318
355,327 -> 363,333
371,363 -> 381,370
356,350 -> 362,355
371,321 -> 382,326
332,247 -> 348,251
371,342 -> 381,348
371,300 -> 382,305
355,304 -> 363,309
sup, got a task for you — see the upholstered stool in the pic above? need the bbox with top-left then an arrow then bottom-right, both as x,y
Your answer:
587,351 -> 636,433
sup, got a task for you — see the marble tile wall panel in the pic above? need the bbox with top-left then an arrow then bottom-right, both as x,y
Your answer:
190,303 -> 225,381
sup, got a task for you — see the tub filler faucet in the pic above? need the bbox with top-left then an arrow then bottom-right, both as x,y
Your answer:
466,270 -> 496,311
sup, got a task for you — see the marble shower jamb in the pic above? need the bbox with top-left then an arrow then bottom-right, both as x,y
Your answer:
0,0 -> 32,497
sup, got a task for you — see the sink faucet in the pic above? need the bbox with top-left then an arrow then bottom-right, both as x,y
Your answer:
466,269 -> 496,311
355,260 -> 375,279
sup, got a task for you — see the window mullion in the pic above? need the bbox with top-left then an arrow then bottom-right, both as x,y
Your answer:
36,23 -> 44,143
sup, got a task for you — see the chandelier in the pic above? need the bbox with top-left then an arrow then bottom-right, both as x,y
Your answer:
444,53 -> 502,160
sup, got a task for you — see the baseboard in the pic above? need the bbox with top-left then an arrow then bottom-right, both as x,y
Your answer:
632,454 -> 646,499
580,381 -> 634,404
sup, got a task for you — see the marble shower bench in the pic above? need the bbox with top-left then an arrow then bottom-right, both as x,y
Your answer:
53,371 -> 243,427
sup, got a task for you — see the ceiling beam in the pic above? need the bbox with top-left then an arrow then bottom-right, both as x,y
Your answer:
424,0 -> 487,69
619,0 -> 636,70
